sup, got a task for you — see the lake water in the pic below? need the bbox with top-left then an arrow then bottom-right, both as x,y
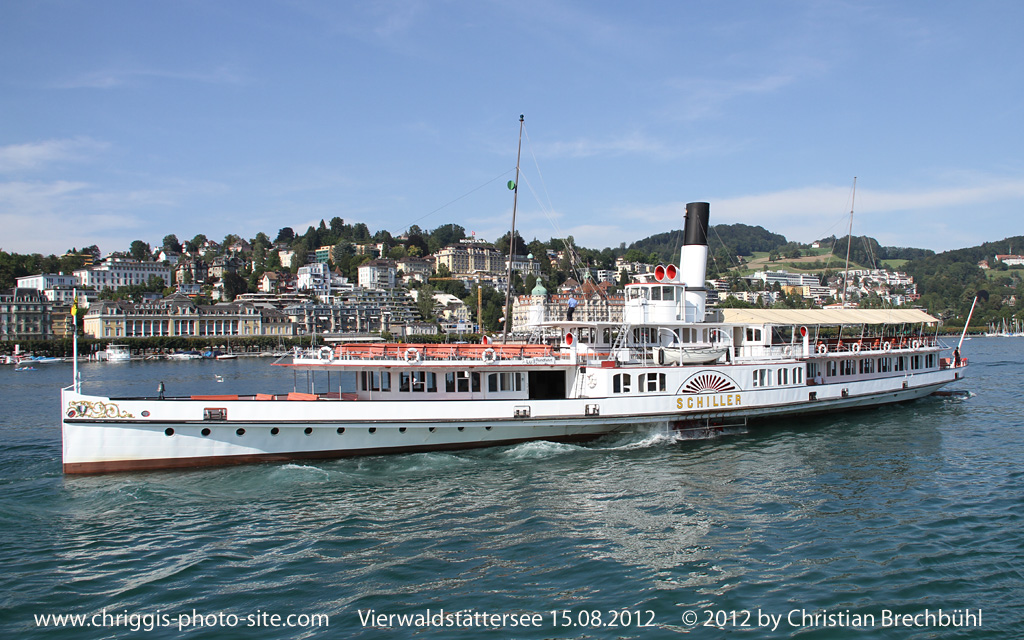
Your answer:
1,338 -> 1021,638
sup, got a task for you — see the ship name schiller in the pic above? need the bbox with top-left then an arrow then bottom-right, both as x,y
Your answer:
676,394 -> 742,410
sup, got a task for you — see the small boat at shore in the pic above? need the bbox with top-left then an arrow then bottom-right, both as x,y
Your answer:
60,202 -> 969,474
103,344 -> 131,362
167,351 -> 203,360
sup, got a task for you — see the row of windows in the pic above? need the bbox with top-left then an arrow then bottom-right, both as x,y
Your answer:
359,371 -> 524,395
752,367 -> 804,387
612,373 -> 666,394
823,354 -> 935,378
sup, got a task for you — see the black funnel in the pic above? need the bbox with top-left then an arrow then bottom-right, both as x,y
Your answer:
684,202 -> 710,246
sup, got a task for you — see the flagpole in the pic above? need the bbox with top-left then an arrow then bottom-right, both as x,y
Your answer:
71,289 -> 79,392
502,114 -> 524,344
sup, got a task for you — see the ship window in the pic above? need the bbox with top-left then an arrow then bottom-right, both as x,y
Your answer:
613,373 -> 631,393
472,372 -> 480,392
747,328 -> 762,342
447,371 -> 472,393
650,287 -> 661,301
488,374 -> 498,392
400,371 -> 410,392
778,368 -> 789,385
663,286 -> 674,301
380,372 -> 391,392
640,373 -> 666,392
827,361 -> 837,377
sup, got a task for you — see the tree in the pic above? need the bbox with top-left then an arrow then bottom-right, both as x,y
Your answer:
130,240 -> 151,262
290,245 -> 309,272
276,227 -> 295,244
428,223 -> 466,252
416,284 -> 436,320
405,233 -> 429,258
187,234 -> 207,254
162,234 -> 182,254
221,272 -> 249,301
495,231 -> 528,257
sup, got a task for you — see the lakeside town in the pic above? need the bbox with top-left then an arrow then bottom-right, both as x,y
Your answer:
0,218 -> 943,358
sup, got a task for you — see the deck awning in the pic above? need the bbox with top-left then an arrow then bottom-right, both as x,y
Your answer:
720,308 -> 939,326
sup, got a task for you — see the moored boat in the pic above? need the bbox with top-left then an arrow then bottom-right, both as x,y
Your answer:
103,344 -> 132,362
60,202 -> 968,474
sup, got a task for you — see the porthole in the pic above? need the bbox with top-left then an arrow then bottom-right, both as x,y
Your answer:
399,427 -> 407,433
485,426 -> 492,431
369,427 -> 376,434
201,428 -> 211,437
236,428 -> 245,436
164,427 -> 174,436
270,427 -> 280,436
429,427 -> 436,433
458,426 -> 465,432
142,411 -> 150,417
304,427 -> 313,436
337,427 -> 345,435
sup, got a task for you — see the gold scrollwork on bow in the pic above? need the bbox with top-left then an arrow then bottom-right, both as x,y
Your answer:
69,401 -> 135,419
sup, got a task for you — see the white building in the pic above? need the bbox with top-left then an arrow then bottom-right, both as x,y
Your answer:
297,262 -> 331,297
504,255 -> 542,278
74,258 -> 172,292
15,273 -> 84,304
358,259 -> 397,289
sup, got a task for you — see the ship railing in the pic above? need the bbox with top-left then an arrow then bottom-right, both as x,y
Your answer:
809,335 -> 935,355
293,343 -> 571,365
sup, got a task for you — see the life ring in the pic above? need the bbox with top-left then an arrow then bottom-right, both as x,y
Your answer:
911,340 -> 921,349
404,347 -> 421,363
817,343 -> 828,354
883,341 -> 892,351
319,346 -> 334,361
852,342 -> 861,353
481,347 -> 496,363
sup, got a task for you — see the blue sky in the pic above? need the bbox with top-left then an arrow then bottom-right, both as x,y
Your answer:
2,1 -> 1023,257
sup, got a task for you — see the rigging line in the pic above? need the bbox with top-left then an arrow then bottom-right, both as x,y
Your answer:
522,124 -> 557,222
519,124 -> 592,286
396,168 -> 515,232
516,169 -> 588,285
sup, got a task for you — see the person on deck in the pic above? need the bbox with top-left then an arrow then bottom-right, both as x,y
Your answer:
566,297 -> 578,321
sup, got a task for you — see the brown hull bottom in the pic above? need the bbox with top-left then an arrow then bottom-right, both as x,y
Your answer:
62,433 -> 604,475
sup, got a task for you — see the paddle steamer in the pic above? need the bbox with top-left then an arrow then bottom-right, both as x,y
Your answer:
61,203 -> 967,473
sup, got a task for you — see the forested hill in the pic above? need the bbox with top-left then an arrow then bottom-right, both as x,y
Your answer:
904,235 -> 1024,315
628,223 -> 787,263
824,235 -> 935,266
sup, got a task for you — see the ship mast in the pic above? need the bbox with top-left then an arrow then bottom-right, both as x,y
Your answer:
842,177 -> 856,307
502,114 -> 525,343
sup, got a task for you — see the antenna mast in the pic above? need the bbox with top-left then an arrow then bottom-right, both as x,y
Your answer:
502,114 -> 525,343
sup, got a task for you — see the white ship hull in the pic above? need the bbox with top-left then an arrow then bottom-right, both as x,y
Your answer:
60,363 -> 962,474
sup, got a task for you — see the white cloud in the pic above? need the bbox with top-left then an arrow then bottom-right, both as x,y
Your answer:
54,64 -> 247,89
537,132 -> 678,159
0,138 -> 109,173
